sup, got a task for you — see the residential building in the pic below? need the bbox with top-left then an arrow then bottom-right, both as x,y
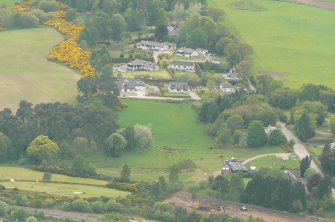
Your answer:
196,48 -> 209,56
228,162 -> 249,173
168,60 -> 195,72
135,41 -> 176,52
127,59 -> 158,72
219,82 -> 236,93
264,125 -> 277,135
168,82 -> 190,92
176,47 -> 199,58
116,78 -> 146,93
330,141 -> 335,150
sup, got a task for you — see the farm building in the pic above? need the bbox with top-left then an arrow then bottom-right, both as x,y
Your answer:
168,82 -> 190,92
228,162 -> 249,173
136,41 -> 176,52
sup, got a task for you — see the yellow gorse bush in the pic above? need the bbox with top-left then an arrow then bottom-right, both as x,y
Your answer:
11,0 -> 32,12
45,2 -> 96,77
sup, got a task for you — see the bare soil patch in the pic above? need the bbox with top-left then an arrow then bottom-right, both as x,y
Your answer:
166,191 -> 318,222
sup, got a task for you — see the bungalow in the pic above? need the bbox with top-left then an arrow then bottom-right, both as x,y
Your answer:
116,78 -> 146,93
168,82 -> 190,92
135,41 -> 176,52
219,82 -> 236,93
264,125 -> 277,135
127,59 -> 158,72
196,48 -> 209,56
228,162 -> 249,173
168,60 -> 195,72
176,47 -> 199,58
330,142 -> 335,150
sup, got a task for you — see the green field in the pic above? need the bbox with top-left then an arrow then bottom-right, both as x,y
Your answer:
0,28 -> 80,111
209,0 -> 335,88
2,0 -> 18,6
247,155 -> 299,170
92,100 -> 284,182
0,167 -> 129,198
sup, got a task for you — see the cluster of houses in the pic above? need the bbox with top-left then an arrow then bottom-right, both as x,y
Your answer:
113,40 -> 242,98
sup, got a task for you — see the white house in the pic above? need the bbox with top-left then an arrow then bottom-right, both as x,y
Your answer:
219,82 -> 236,93
168,60 -> 195,72
136,41 -> 176,52
264,125 -> 277,135
176,47 -> 199,58
196,48 -> 209,56
168,82 -> 190,92
127,59 -> 158,72
116,78 -> 146,93
330,142 -> 335,150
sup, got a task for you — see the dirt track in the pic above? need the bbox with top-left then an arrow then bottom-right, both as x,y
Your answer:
287,0 -> 335,10
166,191 -> 327,222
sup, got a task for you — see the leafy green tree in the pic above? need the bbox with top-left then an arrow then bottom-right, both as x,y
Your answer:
73,137 -> 89,154
216,127 -> 232,147
268,129 -> 287,146
0,200 -> 8,216
110,14 -> 126,41
134,125 -> 153,149
295,112 -> 314,142
247,120 -> 267,147
227,114 -> 244,131
71,155 -> 96,177
306,173 -> 321,192
169,164 -> 179,184
42,172 -> 52,181
120,164 -> 131,182
330,118 -> 335,136
300,156 -> 311,177
91,201 -> 104,213
38,1 -> 58,12
0,132 -> 11,161
212,175 -> 229,199
159,58 -> 170,68
11,208 -> 28,221
230,173 -> 244,201
26,216 -> 39,222
321,150 -> 335,177
65,8 -> 76,21
105,133 -> 127,157
26,135 -> 59,164
318,176 -> 332,199
300,84 -> 320,102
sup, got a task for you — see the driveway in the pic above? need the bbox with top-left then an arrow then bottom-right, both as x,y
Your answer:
278,122 -> 335,198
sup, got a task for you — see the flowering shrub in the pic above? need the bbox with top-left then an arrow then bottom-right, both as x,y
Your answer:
45,3 -> 95,77
11,0 -> 32,13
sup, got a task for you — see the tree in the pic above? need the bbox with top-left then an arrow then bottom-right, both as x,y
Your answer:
227,114 -> 244,131
212,175 -> 229,199
295,112 -> 314,142
11,208 -> 28,221
247,120 -> 267,147
300,84 -> 320,102
0,132 -> 11,161
26,216 -> 39,222
134,125 -> 153,149
42,172 -> 52,181
330,118 -> 335,136
318,176 -> 332,199
26,135 -> 59,164
169,164 -> 179,183
300,156 -> 311,177
230,173 -> 244,201
306,173 -> 321,192
105,133 -> 127,157
0,201 -> 8,216
159,58 -> 170,68
65,8 -> 76,21
268,129 -> 287,146
73,137 -> 89,154
120,164 -> 131,182
71,155 -> 96,177
321,150 -> 335,177
216,127 -> 232,147
110,14 -> 126,41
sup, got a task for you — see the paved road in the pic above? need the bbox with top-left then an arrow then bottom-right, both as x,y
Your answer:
287,0 -> 335,10
279,122 -> 335,198
242,153 -> 290,164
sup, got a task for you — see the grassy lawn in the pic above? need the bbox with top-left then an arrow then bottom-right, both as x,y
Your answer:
0,27 -> 80,111
246,155 -> 299,170
1,181 -> 129,198
91,100 -> 285,182
209,0 -> 335,89
162,91 -> 190,98
119,69 -> 172,80
0,167 -> 107,185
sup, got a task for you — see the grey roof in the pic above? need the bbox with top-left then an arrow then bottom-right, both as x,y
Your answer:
228,162 -> 249,173
128,59 -> 156,69
330,142 -> 335,149
170,60 -> 195,67
137,41 -> 175,48
169,81 -> 189,90
116,78 -> 145,90
220,82 -> 234,89
196,48 -> 208,52
177,47 -> 195,54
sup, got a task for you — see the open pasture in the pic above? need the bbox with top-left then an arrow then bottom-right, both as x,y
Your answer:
209,0 -> 335,88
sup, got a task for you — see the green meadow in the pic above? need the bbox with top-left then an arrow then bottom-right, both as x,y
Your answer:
92,100 -> 284,183
209,0 -> 335,88
0,28 -> 80,111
